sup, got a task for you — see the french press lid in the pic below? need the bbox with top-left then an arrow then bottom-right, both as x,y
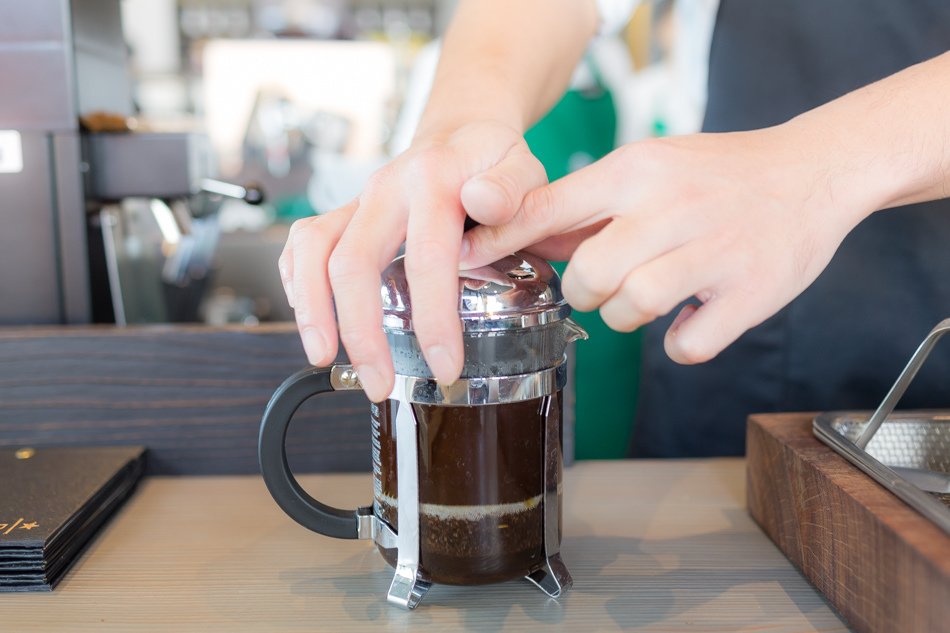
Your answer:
381,252 -> 571,332
380,252 -> 585,379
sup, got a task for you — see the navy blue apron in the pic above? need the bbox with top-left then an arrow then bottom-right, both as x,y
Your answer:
629,0 -> 950,457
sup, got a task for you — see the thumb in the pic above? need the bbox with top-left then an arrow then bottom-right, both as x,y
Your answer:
460,142 -> 548,226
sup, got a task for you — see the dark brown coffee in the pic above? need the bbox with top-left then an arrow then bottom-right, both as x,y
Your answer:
371,392 -> 562,585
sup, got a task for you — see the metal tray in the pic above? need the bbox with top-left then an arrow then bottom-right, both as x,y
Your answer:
814,411 -> 950,536
812,318 -> 950,536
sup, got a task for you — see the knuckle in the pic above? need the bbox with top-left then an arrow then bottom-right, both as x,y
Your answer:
629,136 -> 668,162
336,325 -> 366,352
604,144 -> 639,176
290,215 -> 327,249
624,279 -> 664,322
278,242 -> 292,274
288,216 -> 313,236
462,229 -> 491,260
290,286 -> 315,323
363,162 -> 398,195
405,147 -> 449,182
336,326 -> 386,367
484,171 -> 519,211
520,185 -> 558,227
568,249 -> 614,299
609,137 -> 669,178
287,217 -> 317,248
327,243 -> 370,286
293,306 -> 315,327
599,308 -> 639,334
627,265 -> 683,320
404,238 -> 450,276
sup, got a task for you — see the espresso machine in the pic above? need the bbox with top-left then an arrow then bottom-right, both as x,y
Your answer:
0,0 -> 260,326
0,0 -> 128,325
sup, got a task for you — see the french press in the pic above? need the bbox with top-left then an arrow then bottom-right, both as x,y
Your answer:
258,252 -> 586,610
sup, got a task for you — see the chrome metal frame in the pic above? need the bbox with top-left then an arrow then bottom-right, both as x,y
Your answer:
526,394 -> 573,597
340,357 -> 572,609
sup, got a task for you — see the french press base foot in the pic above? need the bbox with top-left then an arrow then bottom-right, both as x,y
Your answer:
525,553 -> 573,598
387,564 -> 432,610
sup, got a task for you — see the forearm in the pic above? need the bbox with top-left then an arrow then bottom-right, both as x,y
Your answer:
414,0 -> 600,140
785,50 -> 950,227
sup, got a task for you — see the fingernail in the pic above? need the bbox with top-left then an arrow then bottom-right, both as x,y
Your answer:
301,328 -> 328,365
458,236 -> 471,263
669,304 -> 699,336
355,364 -> 386,402
425,345 -> 457,383
284,280 -> 295,308
470,175 -> 507,204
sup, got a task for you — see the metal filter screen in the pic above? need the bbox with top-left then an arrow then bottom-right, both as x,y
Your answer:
830,414 -> 950,508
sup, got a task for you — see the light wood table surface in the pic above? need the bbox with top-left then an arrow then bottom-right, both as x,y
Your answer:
2,460 -> 851,632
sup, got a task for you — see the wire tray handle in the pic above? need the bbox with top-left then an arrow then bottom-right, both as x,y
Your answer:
856,318 -> 950,449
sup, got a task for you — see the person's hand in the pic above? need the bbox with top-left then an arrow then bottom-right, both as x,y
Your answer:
459,124 -> 877,364
278,120 -> 547,402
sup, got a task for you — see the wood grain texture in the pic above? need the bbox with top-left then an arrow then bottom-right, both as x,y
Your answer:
0,460 -> 849,632
0,324 -> 369,475
746,412 -> 950,633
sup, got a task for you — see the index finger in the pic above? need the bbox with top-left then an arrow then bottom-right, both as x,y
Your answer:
404,172 -> 467,384
458,157 -> 618,270
329,178 -> 409,402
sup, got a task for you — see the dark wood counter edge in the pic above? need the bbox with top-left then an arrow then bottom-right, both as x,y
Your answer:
0,324 -> 368,476
746,412 -> 950,633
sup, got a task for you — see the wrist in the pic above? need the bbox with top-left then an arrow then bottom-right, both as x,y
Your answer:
413,89 -> 528,144
784,52 -> 950,218
769,116 -> 880,237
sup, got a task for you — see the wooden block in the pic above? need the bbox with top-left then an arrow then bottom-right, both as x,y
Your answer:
746,412 -> 950,633
0,324 -> 370,476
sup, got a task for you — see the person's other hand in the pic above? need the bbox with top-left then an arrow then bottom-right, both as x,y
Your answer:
278,120 -> 547,401
459,125 -> 874,364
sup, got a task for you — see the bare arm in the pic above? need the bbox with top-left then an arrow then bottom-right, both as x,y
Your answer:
792,50 -> 950,212
460,50 -> 950,365
279,0 -> 600,401
418,0 -> 600,140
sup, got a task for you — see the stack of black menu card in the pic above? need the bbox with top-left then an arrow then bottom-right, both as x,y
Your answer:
0,446 -> 146,591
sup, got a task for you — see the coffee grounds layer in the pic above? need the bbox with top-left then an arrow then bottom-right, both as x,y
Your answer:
377,500 -> 543,585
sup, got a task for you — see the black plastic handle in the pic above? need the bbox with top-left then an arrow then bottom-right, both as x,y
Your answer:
259,366 -> 360,539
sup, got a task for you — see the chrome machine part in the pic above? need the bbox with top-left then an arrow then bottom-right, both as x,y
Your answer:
198,177 -> 265,205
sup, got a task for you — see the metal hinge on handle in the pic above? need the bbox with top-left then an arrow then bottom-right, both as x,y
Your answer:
855,318 -> 950,449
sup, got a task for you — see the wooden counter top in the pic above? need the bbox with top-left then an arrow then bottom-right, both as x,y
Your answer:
0,460 -> 850,632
